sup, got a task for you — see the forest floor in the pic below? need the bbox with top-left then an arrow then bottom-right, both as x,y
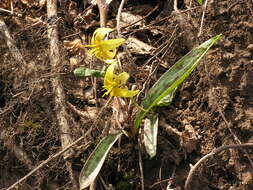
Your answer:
0,0 -> 253,190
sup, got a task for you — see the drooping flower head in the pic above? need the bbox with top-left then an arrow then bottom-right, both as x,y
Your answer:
103,63 -> 139,98
85,28 -> 125,62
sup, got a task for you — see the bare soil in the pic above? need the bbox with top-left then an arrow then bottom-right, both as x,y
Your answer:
0,0 -> 253,190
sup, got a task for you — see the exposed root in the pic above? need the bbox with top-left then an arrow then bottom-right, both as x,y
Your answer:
184,143 -> 253,190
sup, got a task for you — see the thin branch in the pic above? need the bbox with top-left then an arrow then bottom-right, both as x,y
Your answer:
0,7 -> 22,17
138,138 -> 145,190
0,18 -> 46,187
173,0 -> 179,12
184,143 -> 253,190
0,19 -> 25,64
96,0 -> 109,27
47,0 -> 77,188
198,0 -> 208,37
218,106 -> 253,167
5,141 -> 91,190
5,98 -> 112,190
116,0 -> 126,37
203,59 -> 253,168
47,0 -> 74,160
120,5 -> 159,31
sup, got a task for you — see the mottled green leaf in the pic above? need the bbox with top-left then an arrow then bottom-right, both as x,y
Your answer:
157,87 -> 177,107
79,131 -> 123,190
74,67 -> 105,77
134,34 -> 222,132
144,114 -> 158,158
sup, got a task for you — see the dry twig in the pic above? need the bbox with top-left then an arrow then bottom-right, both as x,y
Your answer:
0,7 -> 22,17
203,59 -> 253,168
121,5 -> 159,31
47,0 -> 77,188
198,0 -> 208,36
184,143 -> 253,190
47,0 -> 74,159
96,0 -> 109,27
5,141 -> 91,190
0,19 -> 25,64
116,0 -> 126,37
138,138 -> 145,190
5,98 -> 112,190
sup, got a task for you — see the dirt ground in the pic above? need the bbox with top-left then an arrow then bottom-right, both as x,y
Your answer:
0,0 -> 253,190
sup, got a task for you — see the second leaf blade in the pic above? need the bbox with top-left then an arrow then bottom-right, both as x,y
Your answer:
134,34 -> 222,131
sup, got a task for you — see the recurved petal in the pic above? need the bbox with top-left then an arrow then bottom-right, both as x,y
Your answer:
110,88 -> 139,98
104,63 -> 116,86
92,28 -> 114,44
87,48 -> 99,56
115,72 -> 129,86
100,38 -> 125,50
93,49 -> 116,61
83,44 -> 97,48
102,49 -> 116,60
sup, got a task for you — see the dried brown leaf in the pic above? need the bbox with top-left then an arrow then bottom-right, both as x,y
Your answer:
126,37 -> 155,54
64,39 -> 86,55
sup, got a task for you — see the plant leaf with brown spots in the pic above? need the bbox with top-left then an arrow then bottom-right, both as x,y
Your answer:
79,131 -> 123,190
134,34 -> 222,132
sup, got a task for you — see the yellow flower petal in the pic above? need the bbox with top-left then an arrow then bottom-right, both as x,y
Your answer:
84,27 -> 125,62
92,28 -> 114,44
94,49 -> 116,62
102,63 -> 139,98
87,48 -> 98,56
102,49 -> 116,60
83,44 -> 97,48
104,63 -> 116,86
111,88 -> 139,98
100,38 -> 126,50
115,72 -> 129,86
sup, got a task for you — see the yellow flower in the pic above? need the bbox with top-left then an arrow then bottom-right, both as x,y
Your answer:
85,28 -> 125,62
103,64 -> 139,98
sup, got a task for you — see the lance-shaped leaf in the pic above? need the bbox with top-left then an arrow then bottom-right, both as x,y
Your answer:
144,114 -> 159,158
74,67 -> 105,77
134,34 -> 222,132
79,131 -> 123,190
157,87 -> 177,107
